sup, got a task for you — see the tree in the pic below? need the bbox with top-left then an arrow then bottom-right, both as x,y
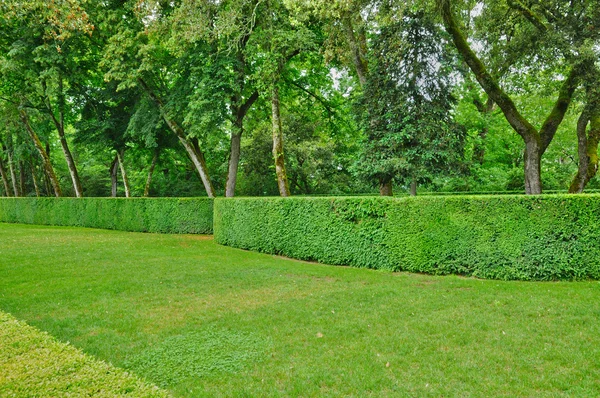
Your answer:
101,0 -> 216,197
569,65 -> 600,193
0,0 -> 93,197
438,0 -> 595,194
356,12 -> 466,196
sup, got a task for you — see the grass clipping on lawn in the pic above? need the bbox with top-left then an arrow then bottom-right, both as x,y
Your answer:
0,311 -> 169,397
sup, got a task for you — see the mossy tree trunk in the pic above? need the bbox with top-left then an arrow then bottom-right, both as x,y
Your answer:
342,13 -> 368,88
438,0 -> 579,195
379,179 -> 393,196
569,107 -> 600,193
19,109 -> 62,197
271,86 -> 290,197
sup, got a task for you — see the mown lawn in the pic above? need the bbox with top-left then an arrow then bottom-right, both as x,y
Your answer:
0,311 -> 168,397
1,223 -> 599,397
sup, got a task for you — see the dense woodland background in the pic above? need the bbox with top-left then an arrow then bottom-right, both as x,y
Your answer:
0,0 -> 598,198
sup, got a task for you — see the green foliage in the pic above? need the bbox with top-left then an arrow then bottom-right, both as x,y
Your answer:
356,11 -> 466,188
214,195 -> 600,280
0,197 -> 213,234
0,310 -> 168,398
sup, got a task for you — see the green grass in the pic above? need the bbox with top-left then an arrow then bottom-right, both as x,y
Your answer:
0,311 -> 168,397
1,223 -> 600,397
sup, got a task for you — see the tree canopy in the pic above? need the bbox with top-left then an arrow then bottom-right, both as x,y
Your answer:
0,0 -> 598,198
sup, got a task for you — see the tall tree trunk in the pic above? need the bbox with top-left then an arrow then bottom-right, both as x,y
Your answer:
225,91 -> 259,198
30,162 -> 40,197
569,108 -> 600,193
110,154 -> 118,197
225,127 -> 242,198
144,149 -> 159,197
43,170 -> 51,196
0,157 -> 11,197
56,127 -> 83,197
43,76 -> 83,197
19,161 -> 25,196
116,149 -> 131,198
342,13 -> 368,88
19,110 -> 62,197
379,179 -> 393,196
138,79 -> 215,198
410,178 -> 417,196
271,87 -> 290,197
7,150 -> 19,197
524,138 -> 542,195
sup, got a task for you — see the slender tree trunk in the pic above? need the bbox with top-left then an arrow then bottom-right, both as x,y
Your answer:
524,138 -> 542,195
225,127 -> 242,197
410,178 -> 417,196
144,149 -> 159,197
116,149 -> 131,198
56,127 -> 83,197
138,79 -> 215,197
569,109 -> 600,193
43,170 -> 51,196
19,110 -> 62,197
379,179 -> 393,196
225,90 -> 259,198
342,14 -> 368,88
7,150 -> 19,197
271,86 -> 290,197
30,162 -> 40,197
43,76 -> 83,197
0,157 -> 11,197
19,161 -> 25,196
110,154 -> 118,197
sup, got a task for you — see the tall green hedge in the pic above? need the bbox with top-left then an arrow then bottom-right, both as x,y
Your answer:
214,195 -> 600,281
0,198 -> 213,234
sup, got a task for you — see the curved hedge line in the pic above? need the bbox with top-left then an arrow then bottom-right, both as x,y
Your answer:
0,197 -> 213,234
214,195 -> 600,281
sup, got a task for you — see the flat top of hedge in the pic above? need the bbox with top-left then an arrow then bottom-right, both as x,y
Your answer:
0,197 -> 213,200
219,193 -> 600,201
0,310 -> 169,397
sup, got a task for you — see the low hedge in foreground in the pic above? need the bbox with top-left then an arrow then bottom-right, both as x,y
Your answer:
0,197 -> 213,234
214,195 -> 600,281
0,311 -> 168,397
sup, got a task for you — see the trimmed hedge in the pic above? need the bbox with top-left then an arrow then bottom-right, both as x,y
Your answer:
0,310 -> 169,397
0,197 -> 213,234
214,195 -> 600,281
